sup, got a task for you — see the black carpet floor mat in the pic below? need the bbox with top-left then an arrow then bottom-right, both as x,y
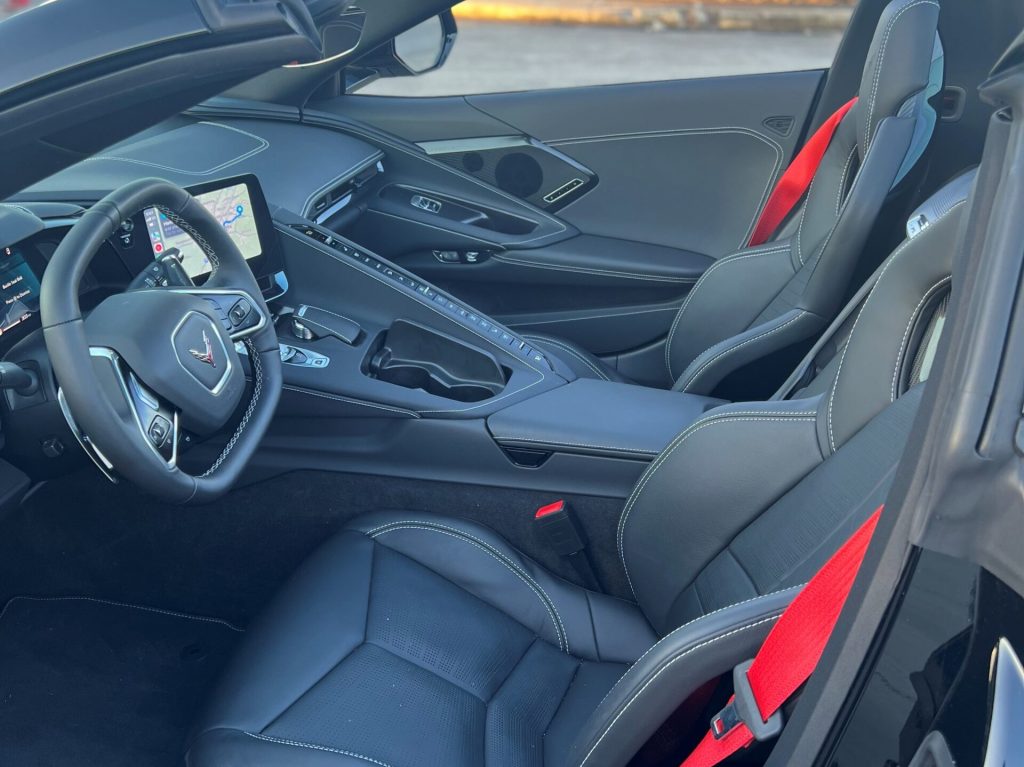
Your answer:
0,597 -> 241,767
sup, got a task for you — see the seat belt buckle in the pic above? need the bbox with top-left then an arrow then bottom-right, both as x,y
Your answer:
534,500 -> 601,591
534,500 -> 585,556
710,660 -> 784,742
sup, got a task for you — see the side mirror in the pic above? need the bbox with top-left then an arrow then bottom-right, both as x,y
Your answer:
345,11 -> 457,91
393,14 -> 455,75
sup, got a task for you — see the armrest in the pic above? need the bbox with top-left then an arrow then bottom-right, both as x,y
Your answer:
487,379 -> 726,460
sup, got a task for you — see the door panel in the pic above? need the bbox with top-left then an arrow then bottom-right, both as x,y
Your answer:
323,70 -> 824,380
468,72 -> 823,256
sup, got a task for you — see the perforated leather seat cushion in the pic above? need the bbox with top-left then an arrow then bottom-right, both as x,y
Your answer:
186,519 -> 656,767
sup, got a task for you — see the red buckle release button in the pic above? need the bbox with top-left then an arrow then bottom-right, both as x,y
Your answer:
535,500 -> 566,519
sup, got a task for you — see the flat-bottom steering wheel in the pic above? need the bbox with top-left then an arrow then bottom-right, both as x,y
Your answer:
41,179 -> 282,503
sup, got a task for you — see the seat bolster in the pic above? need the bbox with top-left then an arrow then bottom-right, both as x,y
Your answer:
187,532 -> 375,752
188,728 -> 377,767
567,586 -> 799,767
348,512 -> 657,663
524,333 -> 629,383
675,309 -> 826,395
619,398 -> 824,633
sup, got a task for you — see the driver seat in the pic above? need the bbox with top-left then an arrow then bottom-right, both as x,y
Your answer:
185,186 -> 967,766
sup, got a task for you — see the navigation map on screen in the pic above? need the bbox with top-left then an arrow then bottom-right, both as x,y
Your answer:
144,182 -> 262,278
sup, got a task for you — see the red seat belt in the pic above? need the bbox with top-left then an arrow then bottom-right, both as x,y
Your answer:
679,505 -> 883,767
747,98 -> 859,247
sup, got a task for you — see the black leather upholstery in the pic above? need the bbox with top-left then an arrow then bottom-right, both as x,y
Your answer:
189,5 -> 970,761
487,378 -> 726,460
535,0 -> 941,396
187,514 -> 656,767
189,167 -> 970,766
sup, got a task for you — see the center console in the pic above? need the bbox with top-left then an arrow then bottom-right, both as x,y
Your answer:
233,202 -> 725,499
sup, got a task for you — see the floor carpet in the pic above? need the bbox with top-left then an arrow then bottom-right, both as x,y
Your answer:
0,596 -> 241,767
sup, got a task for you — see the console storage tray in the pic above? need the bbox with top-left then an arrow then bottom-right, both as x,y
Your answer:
367,320 -> 509,403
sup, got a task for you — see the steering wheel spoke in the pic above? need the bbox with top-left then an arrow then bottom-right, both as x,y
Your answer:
174,288 -> 269,342
92,347 -> 181,469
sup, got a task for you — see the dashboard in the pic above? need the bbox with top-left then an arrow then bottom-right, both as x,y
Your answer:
0,174 -> 282,356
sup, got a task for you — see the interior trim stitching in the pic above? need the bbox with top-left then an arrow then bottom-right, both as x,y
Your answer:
243,732 -> 392,767
368,522 -> 568,652
156,206 -> 219,273
889,276 -> 951,402
836,144 -> 859,217
0,595 -> 244,632
617,411 -> 817,597
576,615 -> 781,767
864,1 -> 940,153
589,584 -> 802,724
491,253 -> 698,284
524,336 -> 611,380
547,127 -> 784,249
203,339 -> 262,477
680,310 -> 810,393
825,199 -> 966,452
795,167 -> 823,267
86,122 -> 269,176
665,244 -> 791,380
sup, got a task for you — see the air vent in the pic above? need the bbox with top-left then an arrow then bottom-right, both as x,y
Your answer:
763,116 -> 795,137
309,161 -> 382,223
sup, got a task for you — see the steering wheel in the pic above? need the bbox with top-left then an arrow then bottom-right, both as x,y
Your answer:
41,179 -> 282,504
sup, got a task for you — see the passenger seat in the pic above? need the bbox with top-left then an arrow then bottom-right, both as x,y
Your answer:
527,0 -> 943,397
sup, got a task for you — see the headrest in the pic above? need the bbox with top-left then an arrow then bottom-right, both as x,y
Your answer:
857,0 -> 942,156
820,168 -> 975,454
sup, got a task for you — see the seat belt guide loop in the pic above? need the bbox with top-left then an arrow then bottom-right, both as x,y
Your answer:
710,660 -> 784,742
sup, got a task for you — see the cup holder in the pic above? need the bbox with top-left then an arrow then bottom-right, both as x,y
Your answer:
367,320 -> 509,404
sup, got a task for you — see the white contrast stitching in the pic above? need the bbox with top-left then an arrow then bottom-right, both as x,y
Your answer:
88,122 -> 269,176
157,206 -> 219,274
524,336 -> 611,380
547,127 -> 784,249
680,311 -> 809,393
368,522 -> 568,652
826,199 -> 965,452
864,1 -> 940,152
244,733 -> 392,767
890,277 -> 950,402
588,584 -> 802,732
577,616 -> 781,767
617,410 -> 817,597
203,339 -> 262,477
836,145 -> 859,217
0,595 -> 244,631
665,245 -> 791,380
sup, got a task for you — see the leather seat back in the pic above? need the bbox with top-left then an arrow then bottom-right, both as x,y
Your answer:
623,169 -> 971,635
666,0 -> 942,396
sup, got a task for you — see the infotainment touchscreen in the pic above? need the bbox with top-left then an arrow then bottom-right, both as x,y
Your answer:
143,181 -> 263,278
0,246 -> 41,337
